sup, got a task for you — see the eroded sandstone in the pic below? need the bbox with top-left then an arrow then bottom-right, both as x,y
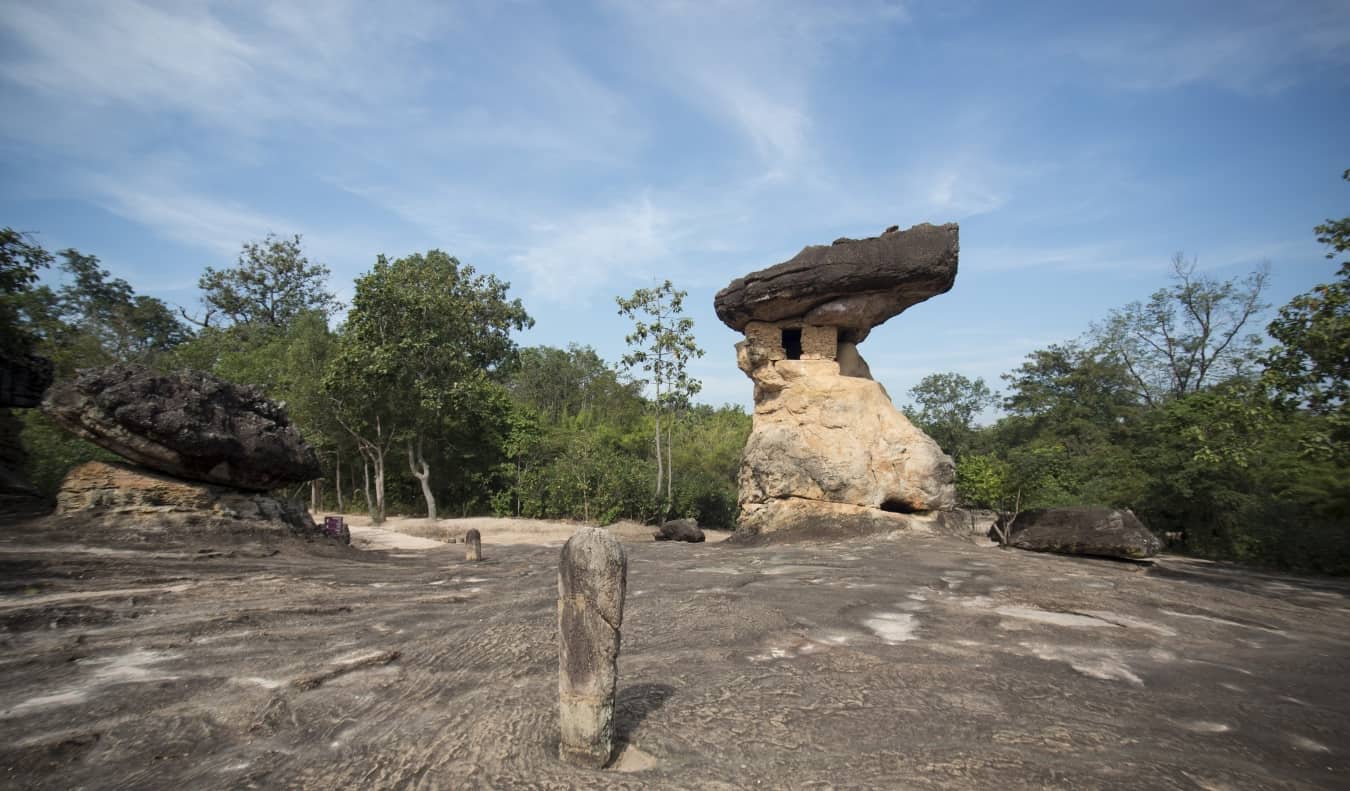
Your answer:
55,460 -> 318,539
722,224 -> 959,542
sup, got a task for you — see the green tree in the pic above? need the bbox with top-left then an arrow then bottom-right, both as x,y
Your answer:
1094,255 -> 1269,405
903,372 -> 998,459
0,228 -> 53,357
22,249 -> 188,375
1262,173 -> 1349,465
190,233 -> 339,332
616,280 -> 704,516
1313,169 -> 1350,260
994,342 -> 1148,509
326,250 -> 531,522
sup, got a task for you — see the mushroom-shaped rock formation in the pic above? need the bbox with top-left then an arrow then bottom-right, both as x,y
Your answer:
43,364 -> 321,492
719,223 -> 959,543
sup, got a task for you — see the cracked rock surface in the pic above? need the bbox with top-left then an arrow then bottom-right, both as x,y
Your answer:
1,517 -> 1347,789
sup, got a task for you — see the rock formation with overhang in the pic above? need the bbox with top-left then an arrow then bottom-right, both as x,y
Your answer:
715,222 -> 960,541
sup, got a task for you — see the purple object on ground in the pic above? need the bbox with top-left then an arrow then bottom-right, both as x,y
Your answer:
323,516 -> 350,545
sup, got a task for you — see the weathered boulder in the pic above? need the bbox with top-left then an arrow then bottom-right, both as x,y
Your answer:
55,460 -> 320,539
1005,507 -> 1162,560
43,364 -> 321,491
733,357 -> 955,542
714,223 -> 958,342
654,518 -> 705,543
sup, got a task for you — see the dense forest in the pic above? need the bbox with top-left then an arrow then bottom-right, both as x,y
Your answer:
1,172 -> 1346,572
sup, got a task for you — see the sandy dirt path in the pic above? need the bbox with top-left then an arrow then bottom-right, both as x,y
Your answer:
326,512 -> 731,551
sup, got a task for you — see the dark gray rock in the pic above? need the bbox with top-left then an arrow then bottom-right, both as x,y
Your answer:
0,350 -> 55,516
714,222 -> 958,339
0,350 -> 54,408
654,518 -> 705,543
1005,507 -> 1162,560
42,364 -> 321,491
465,528 -> 482,561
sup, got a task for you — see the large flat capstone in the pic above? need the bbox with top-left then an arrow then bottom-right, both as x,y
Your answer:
714,222 -> 958,337
43,364 -> 321,491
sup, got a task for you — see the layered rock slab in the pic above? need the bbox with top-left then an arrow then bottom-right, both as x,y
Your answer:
56,460 -> 319,539
43,364 -> 320,491
715,222 -> 958,342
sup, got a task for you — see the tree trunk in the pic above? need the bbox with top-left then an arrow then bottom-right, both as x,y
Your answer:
665,416 -> 674,504
653,409 -> 663,498
310,479 -> 321,514
334,451 -> 344,513
372,447 -> 386,525
407,435 -> 436,521
361,456 -> 373,518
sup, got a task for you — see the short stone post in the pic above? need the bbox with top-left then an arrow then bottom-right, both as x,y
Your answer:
557,527 -> 627,768
465,528 -> 482,561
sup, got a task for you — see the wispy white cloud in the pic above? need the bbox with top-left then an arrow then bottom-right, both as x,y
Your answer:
509,194 -> 682,303
86,167 -> 286,257
1056,2 -> 1350,94
605,0 -> 909,173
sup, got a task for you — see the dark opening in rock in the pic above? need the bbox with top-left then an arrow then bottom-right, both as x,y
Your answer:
880,499 -> 919,514
782,328 -> 802,360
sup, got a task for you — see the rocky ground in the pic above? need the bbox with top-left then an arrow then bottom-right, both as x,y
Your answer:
1,516 -> 1348,789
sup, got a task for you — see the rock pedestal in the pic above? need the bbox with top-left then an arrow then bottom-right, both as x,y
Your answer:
557,527 -> 627,768
716,223 -> 959,542
55,461 -> 318,539
465,528 -> 482,561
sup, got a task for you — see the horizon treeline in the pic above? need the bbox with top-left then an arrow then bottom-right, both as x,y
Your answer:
1,174 -> 1345,571
0,230 -> 748,529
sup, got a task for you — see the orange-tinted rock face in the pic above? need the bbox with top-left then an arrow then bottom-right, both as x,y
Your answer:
56,460 -> 319,539
723,223 -> 960,541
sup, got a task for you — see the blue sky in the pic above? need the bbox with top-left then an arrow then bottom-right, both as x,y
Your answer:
2,0 -> 1347,410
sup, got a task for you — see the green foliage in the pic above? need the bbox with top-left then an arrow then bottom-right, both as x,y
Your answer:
1313,169 -> 1350,262
493,345 -> 746,528
0,227 -> 53,356
954,452 -> 1010,509
193,233 -> 339,331
904,372 -> 997,459
20,249 -> 188,376
325,249 -> 531,520
1263,187 -> 1349,467
616,280 -> 705,512
5,233 -> 189,492
18,410 -> 117,496
1093,255 -> 1269,405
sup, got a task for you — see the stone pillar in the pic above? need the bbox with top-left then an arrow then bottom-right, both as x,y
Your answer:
557,527 -> 627,768
465,528 -> 482,561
